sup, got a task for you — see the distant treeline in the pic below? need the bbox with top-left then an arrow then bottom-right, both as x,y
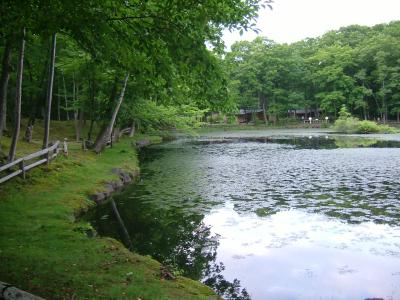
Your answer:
225,21 -> 400,122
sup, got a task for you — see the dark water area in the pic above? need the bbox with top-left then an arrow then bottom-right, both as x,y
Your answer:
87,132 -> 400,300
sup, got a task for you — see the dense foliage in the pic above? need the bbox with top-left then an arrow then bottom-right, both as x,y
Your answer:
225,21 -> 400,123
333,106 -> 397,134
0,0 -> 268,158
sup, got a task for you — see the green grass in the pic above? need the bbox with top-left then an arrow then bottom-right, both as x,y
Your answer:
196,122 -> 330,134
0,122 -> 216,299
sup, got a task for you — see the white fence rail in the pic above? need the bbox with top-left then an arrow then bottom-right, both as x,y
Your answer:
0,141 -> 60,184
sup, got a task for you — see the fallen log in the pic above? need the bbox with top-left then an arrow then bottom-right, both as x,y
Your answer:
0,281 -> 45,300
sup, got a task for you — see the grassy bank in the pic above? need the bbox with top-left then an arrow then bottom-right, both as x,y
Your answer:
196,122 -> 330,134
0,124 -> 216,299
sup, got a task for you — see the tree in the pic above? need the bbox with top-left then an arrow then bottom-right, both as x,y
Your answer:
43,33 -> 57,148
0,39 -> 12,144
8,29 -> 25,162
94,73 -> 129,153
225,21 -> 400,122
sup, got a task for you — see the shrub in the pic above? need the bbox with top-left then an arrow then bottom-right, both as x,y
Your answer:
333,105 -> 398,134
376,124 -> 398,134
333,116 -> 360,133
226,115 -> 237,124
356,120 -> 380,133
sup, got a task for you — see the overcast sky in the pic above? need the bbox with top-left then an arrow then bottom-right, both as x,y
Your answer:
223,0 -> 400,50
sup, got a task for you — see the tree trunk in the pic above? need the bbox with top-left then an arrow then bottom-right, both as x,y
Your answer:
57,77 -> 61,121
107,73 -> 129,138
77,109 -> 84,141
87,77 -> 95,140
0,39 -> 12,140
363,105 -> 367,120
382,80 -> 387,124
94,73 -> 129,153
42,33 -> 57,149
92,76 -> 118,150
61,70 -> 69,120
26,60 -> 37,127
333,102 -> 337,119
8,29 -> 25,162
73,76 -> 81,141
129,120 -> 135,137
397,111 -> 399,123
88,119 -> 95,141
259,93 -> 268,125
28,41 -> 51,127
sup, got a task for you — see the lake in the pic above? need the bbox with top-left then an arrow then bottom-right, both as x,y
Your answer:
88,129 -> 400,300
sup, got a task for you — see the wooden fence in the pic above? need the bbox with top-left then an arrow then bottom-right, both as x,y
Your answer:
0,141 -> 61,184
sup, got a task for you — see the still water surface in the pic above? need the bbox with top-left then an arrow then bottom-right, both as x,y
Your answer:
89,130 -> 400,299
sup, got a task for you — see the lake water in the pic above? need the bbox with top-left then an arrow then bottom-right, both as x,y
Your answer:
88,130 -> 400,300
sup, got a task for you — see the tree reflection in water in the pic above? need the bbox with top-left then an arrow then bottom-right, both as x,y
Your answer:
88,194 -> 250,299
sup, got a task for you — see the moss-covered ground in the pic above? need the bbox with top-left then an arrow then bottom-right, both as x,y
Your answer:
0,120 -> 216,299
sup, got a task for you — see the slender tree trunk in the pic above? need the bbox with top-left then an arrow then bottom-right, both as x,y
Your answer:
24,59 -> 35,143
258,92 -> 268,125
2,101 -> 6,132
43,33 -> 57,149
8,29 -> 25,162
88,119 -> 95,141
0,39 -> 12,140
381,80 -> 387,124
92,76 -> 118,150
73,79 -> 84,142
25,60 -> 36,129
77,109 -> 84,141
363,105 -> 367,120
397,111 -> 399,123
107,73 -> 129,138
129,120 -> 135,137
362,82 -> 367,120
94,73 -> 129,153
73,76 -> 79,141
61,71 -> 69,120
28,41 -> 51,126
87,77 -> 95,140
57,77 -> 61,121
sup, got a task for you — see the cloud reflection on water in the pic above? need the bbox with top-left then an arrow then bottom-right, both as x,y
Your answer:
204,204 -> 400,300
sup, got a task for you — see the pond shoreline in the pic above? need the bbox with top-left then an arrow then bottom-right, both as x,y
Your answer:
0,136 -> 216,300
88,130 -> 400,299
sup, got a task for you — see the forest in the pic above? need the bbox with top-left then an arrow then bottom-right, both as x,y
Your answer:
225,21 -> 400,123
0,0 -> 267,162
1,1 -> 400,163
1,2 -> 400,299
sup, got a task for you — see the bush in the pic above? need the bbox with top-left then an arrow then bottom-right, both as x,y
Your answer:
356,120 -> 381,133
333,116 -> 360,133
333,105 -> 398,134
226,115 -> 237,124
376,124 -> 398,134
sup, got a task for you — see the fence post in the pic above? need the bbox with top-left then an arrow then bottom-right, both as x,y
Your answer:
82,139 -> 87,151
63,138 -> 68,156
19,160 -> 25,179
46,149 -> 51,165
